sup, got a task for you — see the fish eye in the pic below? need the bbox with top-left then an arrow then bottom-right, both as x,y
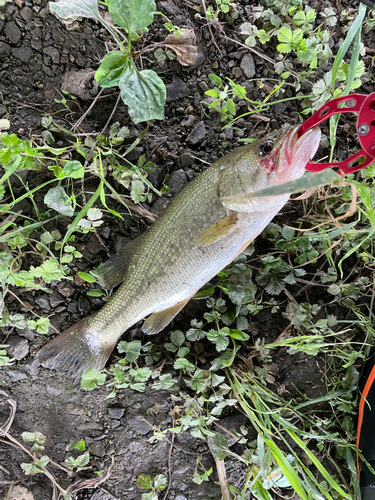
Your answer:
258,141 -> 273,156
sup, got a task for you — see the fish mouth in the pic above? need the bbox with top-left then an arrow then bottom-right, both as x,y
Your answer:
277,125 -> 321,176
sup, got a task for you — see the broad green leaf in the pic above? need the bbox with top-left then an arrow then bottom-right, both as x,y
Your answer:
270,13 -> 282,28
31,443 -> 45,453
177,347 -> 190,358
131,366 -> 152,382
207,431 -> 230,461
277,27 -> 303,53
205,89 -> 221,98
119,62 -> 166,123
1,132 -> 20,148
44,186 -> 74,216
207,329 -> 230,351
293,11 -> 306,25
87,207 -> 103,220
37,456 -> 50,468
0,252 -> 13,267
22,431 -> 46,444
208,74 -> 222,86
130,382 -> 146,392
226,99 -> 236,115
154,474 -> 167,490
61,160 -> 84,179
257,29 -> 271,44
66,451 -> 90,469
108,0 -> 156,33
87,289 -> 104,297
95,51 -> 129,88
77,272 -> 96,283
306,8 -> 316,22
170,330 -> 185,347
50,0 -> 101,21
28,317 -> 50,335
229,329 -> 250,341
21,462 -> 37,475
40,231 -> 55,245
137,473 -> 153,490
66,440 -> 86,452
141,493 -> 158,500
29,258 -> 65,284
165,342 -> 178,353
7,234 -> 28,250
173,358 -> 195,372
81,368 -> 106,390
118,340 -> 142,362
193,467 -> 213,485
239,22 -> 255,35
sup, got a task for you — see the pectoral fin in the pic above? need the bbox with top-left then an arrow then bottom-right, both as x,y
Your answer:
142,298 -> 191,335
94,234 -> 144,289
197,213 -> 238,245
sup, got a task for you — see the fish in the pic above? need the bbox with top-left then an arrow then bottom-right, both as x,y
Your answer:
36,124 -> 321,381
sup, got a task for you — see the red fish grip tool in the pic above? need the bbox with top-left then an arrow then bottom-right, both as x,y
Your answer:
298,92 -> 375,174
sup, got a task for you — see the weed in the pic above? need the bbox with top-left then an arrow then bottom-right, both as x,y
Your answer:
5,423 -> 105,499
0,345 -> 12,366
137,473 -> 167,500
49,0 -> 184,124
203,74 -> 277,124
203,0 -> 367,126
0,116 -> 162,339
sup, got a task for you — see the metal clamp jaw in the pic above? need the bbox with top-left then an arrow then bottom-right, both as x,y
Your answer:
298,92 -> 375,174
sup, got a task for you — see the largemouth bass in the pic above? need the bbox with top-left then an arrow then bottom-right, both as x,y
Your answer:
36,124 -> 320,380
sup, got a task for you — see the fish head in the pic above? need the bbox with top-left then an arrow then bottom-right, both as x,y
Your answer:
219,124 -> 321,213
249,124 -> 321,184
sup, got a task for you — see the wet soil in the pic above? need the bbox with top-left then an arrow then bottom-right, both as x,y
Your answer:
0,0 -> 373,499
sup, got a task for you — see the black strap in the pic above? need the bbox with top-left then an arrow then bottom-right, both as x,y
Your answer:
361,0 -> 374,8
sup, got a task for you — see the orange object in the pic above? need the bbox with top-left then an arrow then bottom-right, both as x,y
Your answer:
357,349 -> 375,499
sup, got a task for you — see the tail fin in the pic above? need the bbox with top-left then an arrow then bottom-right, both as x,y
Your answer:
35,316 -> 115,385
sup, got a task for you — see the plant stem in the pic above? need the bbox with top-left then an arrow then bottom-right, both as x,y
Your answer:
215,458 -> 232,500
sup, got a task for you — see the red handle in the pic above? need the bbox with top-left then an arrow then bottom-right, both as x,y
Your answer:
299,93 -> 375,174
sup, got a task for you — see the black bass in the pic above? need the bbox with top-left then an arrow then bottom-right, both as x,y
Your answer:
36,124 -> 320,379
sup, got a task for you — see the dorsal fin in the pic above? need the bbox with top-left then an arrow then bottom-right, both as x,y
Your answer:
94,234 -> 144,289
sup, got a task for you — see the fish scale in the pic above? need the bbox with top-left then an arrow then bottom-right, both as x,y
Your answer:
36,124 -> 321,382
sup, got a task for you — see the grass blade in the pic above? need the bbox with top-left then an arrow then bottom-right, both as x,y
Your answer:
262,437 -> 309,500
285,428 -> 352,500
222,169 -> 340,201
331,3 -> 366,90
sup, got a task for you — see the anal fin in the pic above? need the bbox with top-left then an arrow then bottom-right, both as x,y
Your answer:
94,234 -> 144,289
142,298 -> 191,335
197,213 -> 238,245
229,235 -> 256,263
